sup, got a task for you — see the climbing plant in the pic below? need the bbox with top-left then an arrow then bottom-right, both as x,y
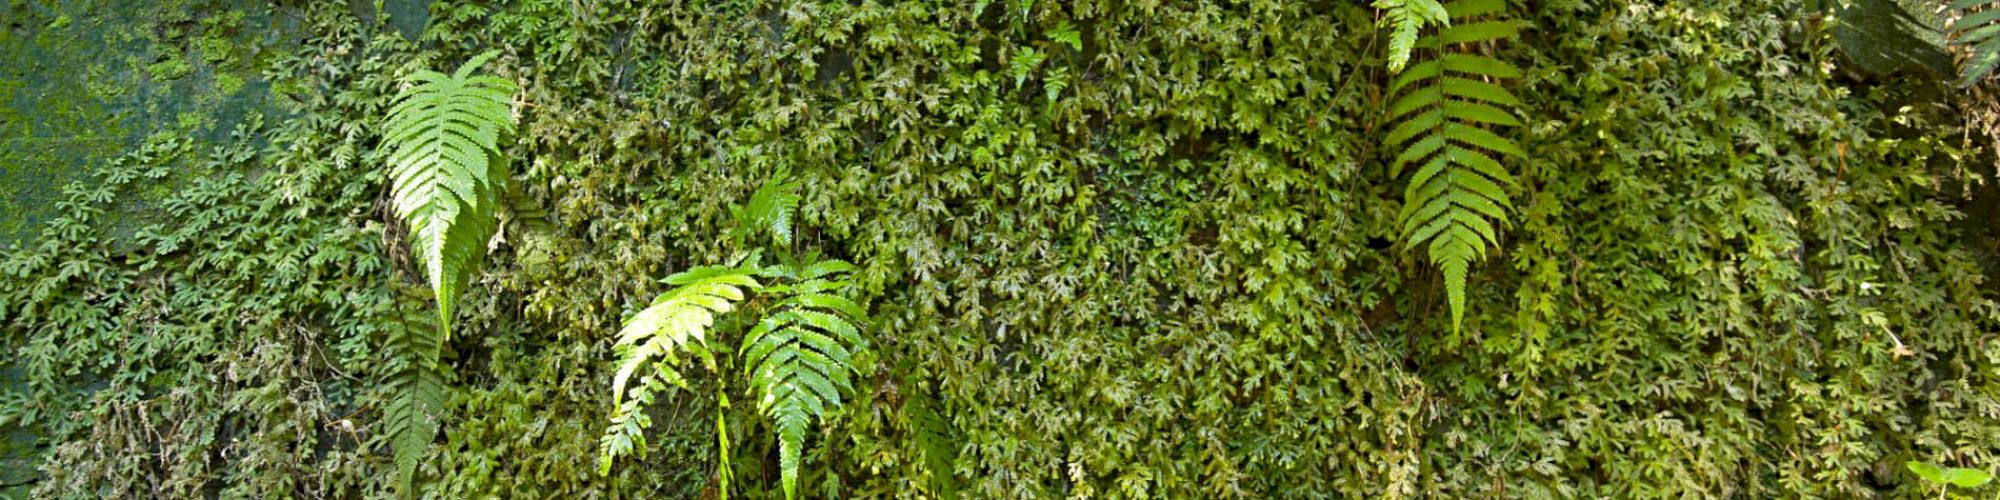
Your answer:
379,50 -> 516,489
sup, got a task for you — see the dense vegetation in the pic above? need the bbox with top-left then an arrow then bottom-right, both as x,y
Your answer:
2,0 -> 1998,498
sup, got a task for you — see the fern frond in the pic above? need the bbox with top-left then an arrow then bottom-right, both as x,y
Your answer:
1374,0 -> 1450,73
379,51 -> 514,493
1953,0 -> 2000,84
905,391 -> 960,499
381,294 -> 446,490
598,264 -> 762,474
1383,0 -> 1522,333
731,169 -> 803,248
743,261 -> 869,500
384,50 -> 516,339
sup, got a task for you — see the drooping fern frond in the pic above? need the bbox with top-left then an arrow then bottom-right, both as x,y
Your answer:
1952,0 -> 2000,84
1375,0 -> 1449,73
598,264 -> 762,475
384,50 -> 516,337
730,169 -> 803,248
1382,0 -> 1523,333
379,50 -> 515,493
742,259 -> 868,500
381,291 -> 446,490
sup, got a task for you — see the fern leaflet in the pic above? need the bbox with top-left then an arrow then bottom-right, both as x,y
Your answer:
906,391 -> 960,499
1382,0 -> 1522,333
1953,0 -> 2000,84
380,292 -> 446,489
1375,0 -> 1450,73
384,50 -> 515,336
731,169 -> 804,248
744,258 -> 868,500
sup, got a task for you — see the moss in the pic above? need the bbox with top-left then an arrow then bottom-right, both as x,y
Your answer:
0,0 -> 289,244
146,55 -> 192,81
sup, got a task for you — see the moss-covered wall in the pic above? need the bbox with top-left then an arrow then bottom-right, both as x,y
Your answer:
0,0 -> 1996,498
0,0 -> 300,246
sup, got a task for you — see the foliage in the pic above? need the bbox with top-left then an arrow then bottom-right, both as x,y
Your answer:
1,0 -> 1998,498
599,263 -> 758,474
1375,0 -> 1449,74
600,173 -> 871,500
1382,0 -> 1523,333
1907,461 -> 1995,489
1953,0 -> 2000,84
380,49 -> 517,491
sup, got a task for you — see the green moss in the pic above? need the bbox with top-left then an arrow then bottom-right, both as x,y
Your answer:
146,55 -> 192,80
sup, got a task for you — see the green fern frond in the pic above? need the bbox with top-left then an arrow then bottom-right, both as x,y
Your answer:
384,50 -> 516,339
731,169 -> 803,248
598,264 -> 762,475
1383,0 -> 1522,333
905,391 -> 960,499
1953,0 -> 2000,84
1375,0 -> 1450,73
379,51 -> 514,494
381,292 -> 446,491
743,261 -> 868,500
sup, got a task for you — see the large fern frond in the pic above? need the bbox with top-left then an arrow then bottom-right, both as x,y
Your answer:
379,51 -> 514,493
1375,0 -> 1449,73
1953,0 -> 2000,84
384,50 -> 516,337
742,261 -> 868,500
597,264 -> 762,475
1382,0 -> 1522,333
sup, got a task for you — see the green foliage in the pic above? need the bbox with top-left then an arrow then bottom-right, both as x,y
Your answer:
1953,0 -> 2000,84
1375,0 -> 1449,73
380,290 -> 448,490
3,1 -> 1999,499
1382,0 -> 1523,333
904,392 -> 960,499
601,176 -> 870,500
598,256 -> 869,499
730,170 -> 803,249
745,258 -> 869,500
599,263 -> 759,474
379,49 -> 516,492
384,49 -> 516,336
1907,461 -> 1995,489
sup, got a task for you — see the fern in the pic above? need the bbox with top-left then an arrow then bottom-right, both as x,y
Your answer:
1375,0 -> 1449,73
384,50 -> 515,336
1953,0 -> 2000,84
598,263 -> 761,475
905,391 -> 960,499
730,169 -> 803,248
379,50 -> 515,491
381,291 -> 446,489
1382,0 -> 1523,333
600,175 -> 869,500
743,259 -> 868,500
